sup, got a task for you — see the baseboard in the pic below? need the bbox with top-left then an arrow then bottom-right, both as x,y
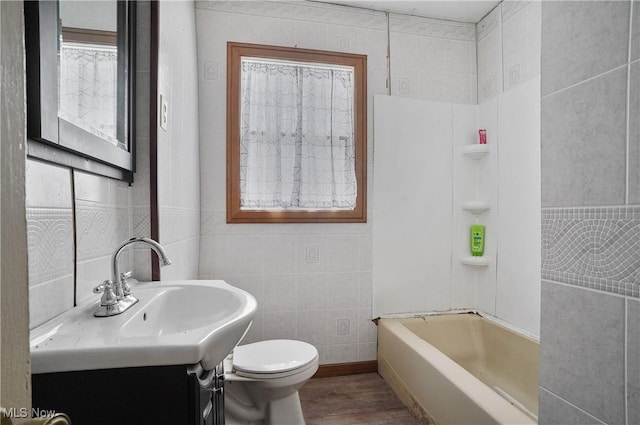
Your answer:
312,360 -> 378,379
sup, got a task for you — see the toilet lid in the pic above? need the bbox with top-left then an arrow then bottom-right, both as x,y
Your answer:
233,339 -> 318,374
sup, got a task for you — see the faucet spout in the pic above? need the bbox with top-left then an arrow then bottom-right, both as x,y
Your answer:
94,237 -> 171,317
112,237 -> 172,285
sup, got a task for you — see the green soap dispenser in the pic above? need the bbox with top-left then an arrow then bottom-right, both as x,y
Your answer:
471,225 -> 485,257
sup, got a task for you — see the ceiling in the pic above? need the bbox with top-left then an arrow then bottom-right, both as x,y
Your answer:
312,0 -> 500,23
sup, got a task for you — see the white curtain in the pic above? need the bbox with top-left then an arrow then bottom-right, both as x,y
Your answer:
240,60 -> 356,210
59,43 -> 118,145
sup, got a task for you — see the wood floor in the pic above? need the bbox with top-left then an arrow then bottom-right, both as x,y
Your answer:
299,373 -> 423,425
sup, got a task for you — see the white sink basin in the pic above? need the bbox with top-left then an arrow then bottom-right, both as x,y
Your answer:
30,280 -> 257,374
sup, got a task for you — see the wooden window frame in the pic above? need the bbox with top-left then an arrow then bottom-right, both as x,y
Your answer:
226,42 -> 367,224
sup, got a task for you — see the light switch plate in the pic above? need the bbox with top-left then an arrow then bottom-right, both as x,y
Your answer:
160,94 -> 168,131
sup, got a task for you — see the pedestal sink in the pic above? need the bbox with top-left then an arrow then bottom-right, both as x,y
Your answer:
30,280 -> 257,374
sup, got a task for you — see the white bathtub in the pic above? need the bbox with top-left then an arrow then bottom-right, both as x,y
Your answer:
378,313 -> 538,425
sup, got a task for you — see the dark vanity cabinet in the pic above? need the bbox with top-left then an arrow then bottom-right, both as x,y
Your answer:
32,363 -> 225,425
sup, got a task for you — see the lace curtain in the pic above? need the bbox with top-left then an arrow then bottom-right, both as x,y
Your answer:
59,43 -> 118,145
240,60 -> 356,210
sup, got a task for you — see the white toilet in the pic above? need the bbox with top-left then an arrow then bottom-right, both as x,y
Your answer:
224,339 -> 319,425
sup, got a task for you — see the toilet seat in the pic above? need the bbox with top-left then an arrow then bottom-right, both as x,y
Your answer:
232,339 -> 318,379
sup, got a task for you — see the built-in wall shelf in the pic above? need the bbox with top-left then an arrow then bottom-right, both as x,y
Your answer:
461,256 -> 491,267
462,144 -> 489,160
462,201 -> 490,215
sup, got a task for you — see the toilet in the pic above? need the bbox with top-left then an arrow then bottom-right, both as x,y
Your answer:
224,339 -> 319,425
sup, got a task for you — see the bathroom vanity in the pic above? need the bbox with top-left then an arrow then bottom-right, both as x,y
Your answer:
29,280 -> 256,425
32,363 -> 224,425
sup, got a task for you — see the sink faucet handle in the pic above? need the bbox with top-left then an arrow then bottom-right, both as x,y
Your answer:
120,271 -> 133,296
93,280 -> 118,307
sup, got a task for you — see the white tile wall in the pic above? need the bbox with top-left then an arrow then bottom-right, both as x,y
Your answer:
477,1 -> 541,103
25,160 -> 75,328
74,171 -> 131,303
27,2 -> 154,328
157,0 -> 201,280
390,14 -> 477,103
195,0 -> 478,363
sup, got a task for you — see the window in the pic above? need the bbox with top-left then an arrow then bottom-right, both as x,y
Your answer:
227,42 -> 367,223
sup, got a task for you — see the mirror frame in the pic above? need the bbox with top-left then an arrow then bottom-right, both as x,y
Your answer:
24,0 -> 136,182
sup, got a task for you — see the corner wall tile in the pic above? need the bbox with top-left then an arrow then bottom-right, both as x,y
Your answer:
541,1 -> 630,95
628,298 -> 640,425
539,388 -> 606,425
541,69 -> 627,207
540,281 -> 625,424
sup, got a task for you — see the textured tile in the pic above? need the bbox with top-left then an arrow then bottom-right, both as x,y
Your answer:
325,309 -> 359,345
628,298 -> 640,425
541,207 -> 640,297
541,68 -> 627,207
541,1 -> 630,96
538,388 -> 605,425
629,62 -> 640,203
632,0 -> 640,61
540,281 -> 625,424
26,208 -> 74,287
75,201 -> 130,261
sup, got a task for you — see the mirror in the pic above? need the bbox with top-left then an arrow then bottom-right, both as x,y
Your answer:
58,1 -> 122,149
24,0 -> 136,182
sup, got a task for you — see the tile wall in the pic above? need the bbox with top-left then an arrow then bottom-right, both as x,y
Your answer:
469,1 -> 542,335
194,0 -> 476,364
156,1 -> 201,280
26,2 -> 153,328
539,1 -> 639,423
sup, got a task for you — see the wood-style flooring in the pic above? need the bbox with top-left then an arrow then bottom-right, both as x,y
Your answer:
299,373 -> 422,425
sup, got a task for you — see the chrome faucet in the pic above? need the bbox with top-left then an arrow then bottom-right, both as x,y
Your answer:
93,237 -> 172,317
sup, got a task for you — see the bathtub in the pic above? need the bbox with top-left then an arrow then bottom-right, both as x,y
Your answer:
377,313 -> 538,425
